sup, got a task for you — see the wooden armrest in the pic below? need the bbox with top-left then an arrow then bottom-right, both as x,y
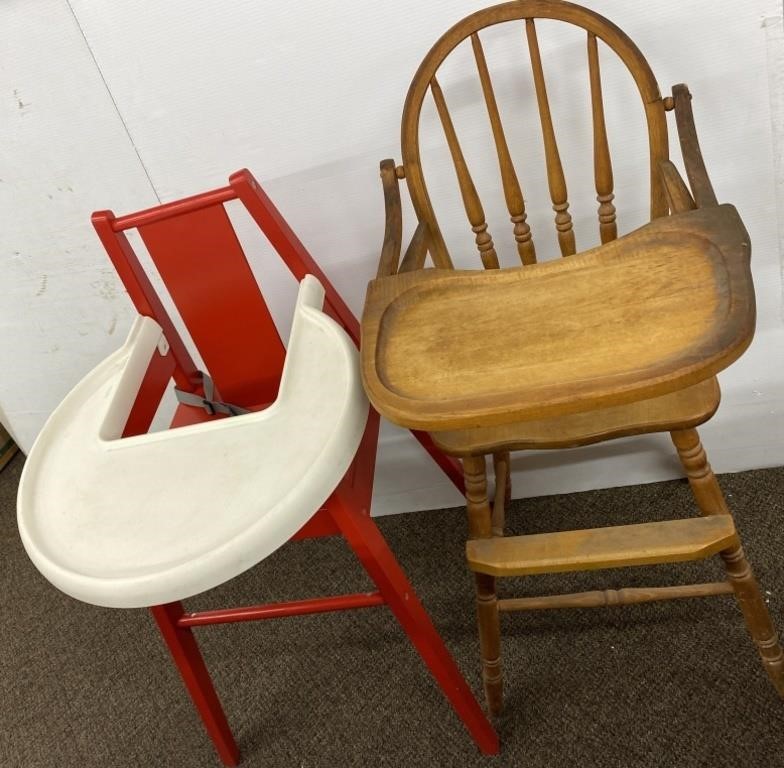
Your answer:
398,221 -> 430,273
378,160 -> 433,276
659,160 -> 697,214
671,83 -> 719,208
378,159 -> 403,277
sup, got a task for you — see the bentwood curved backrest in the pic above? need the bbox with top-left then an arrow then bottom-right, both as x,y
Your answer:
400,0 -> 670,269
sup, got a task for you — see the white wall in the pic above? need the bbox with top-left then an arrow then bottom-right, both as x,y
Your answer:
1,1 -> 782,514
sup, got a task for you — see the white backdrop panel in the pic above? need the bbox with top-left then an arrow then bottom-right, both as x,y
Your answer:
0,0 -> 159,448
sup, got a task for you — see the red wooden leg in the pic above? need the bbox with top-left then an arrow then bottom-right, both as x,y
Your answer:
329,497 -> 500,755
151,603 -> 240,766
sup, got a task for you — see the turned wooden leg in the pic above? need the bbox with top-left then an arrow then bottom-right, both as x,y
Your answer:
464,455 -> 503,715
672,428 -> 784,696
721,545 -> 784,696
476,572 -> 503,715
464,455 -> 492,539
670,428 -> 729,516
504,452 -> 512,505
491,451 -> 511,537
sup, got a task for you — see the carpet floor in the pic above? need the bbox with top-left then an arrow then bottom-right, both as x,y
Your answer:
1,451 -> 783,767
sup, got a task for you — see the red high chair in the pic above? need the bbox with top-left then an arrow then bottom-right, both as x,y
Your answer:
73,169 -> 497,763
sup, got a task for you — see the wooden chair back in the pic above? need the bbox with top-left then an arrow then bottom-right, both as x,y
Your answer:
400,0 -> 670,269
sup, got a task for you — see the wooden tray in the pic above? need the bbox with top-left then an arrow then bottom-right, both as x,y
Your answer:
361,205 -> 755,431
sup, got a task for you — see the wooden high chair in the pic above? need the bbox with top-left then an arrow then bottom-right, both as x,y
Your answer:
361,0 -> 784,720
17,169 -> 498,764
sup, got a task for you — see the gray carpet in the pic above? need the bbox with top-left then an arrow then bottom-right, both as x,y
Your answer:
1,450 -> 783,767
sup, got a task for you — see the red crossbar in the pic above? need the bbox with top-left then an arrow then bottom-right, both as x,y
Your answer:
111,187 -> 237,230
178,592 -> 386,628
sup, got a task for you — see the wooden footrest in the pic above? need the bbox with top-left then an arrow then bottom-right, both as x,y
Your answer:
466,516 -> 737,577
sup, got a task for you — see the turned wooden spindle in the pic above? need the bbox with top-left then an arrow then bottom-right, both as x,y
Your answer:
464,455 -> 493,539
525,18 -> 576,257
471,33 -> 536,265
660,159 -> 697,214
587,32 -> 617,243
499,582 -> 734,612
476,571 -> 503,714
672,427 -> 784,695
491,451 -> 510,536
670,428 -> 729,516
503,451 -> 512,507
722,546 -> 784,695
463,455 -> 503,714
430,76 -> 500,269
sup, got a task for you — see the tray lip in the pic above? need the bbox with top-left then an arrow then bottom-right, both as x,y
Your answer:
360,205 -> 755,431
375,228 -> 728,399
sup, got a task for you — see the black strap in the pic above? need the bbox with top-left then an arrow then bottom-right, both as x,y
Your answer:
174,372 -> 250,417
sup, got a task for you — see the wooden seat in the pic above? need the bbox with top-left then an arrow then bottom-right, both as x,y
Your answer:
432,377 -> 719,455
361,0 -> 784,728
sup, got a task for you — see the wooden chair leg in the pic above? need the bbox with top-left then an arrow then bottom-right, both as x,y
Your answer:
672,428 -> 784,696
504,451 -> 512,505
151,603 -> 240,767
491,451 -> 510,537
464,455 -> 503,715
475,572 -> 503,715
721,545 -> 784,695
328,491 -> 499,754
464,456 -> 492,540
670,428 -> 730,516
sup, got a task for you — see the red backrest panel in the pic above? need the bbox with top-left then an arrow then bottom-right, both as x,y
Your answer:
136,204 -> 285,405
93,169 -> 357,412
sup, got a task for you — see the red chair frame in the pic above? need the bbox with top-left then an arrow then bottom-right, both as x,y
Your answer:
91,169 -> 496,764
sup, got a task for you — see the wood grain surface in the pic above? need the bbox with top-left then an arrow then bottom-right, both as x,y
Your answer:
362,205 -> 753,431
466,515 -> 738,576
